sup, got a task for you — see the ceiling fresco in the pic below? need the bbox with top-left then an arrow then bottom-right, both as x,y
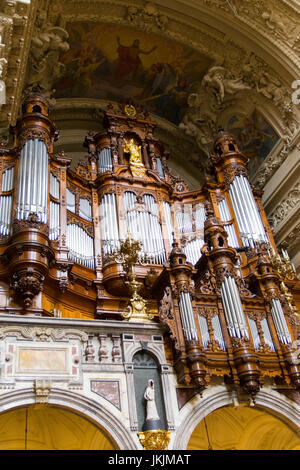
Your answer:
227,109 -> 280,179
53,22 -> 212,125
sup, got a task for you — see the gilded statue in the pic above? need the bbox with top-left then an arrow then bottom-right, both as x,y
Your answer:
124,138 -> 146,178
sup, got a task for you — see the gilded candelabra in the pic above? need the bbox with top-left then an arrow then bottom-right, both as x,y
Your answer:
269,247 -> 297,281
280,281 -> 300,320
114,232 -> 154,322
267,248 -> 299,318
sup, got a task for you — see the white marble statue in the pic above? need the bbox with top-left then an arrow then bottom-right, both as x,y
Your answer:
144,379 -> 160,421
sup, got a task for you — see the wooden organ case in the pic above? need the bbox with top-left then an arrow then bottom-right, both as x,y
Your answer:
0,92 -> 299,400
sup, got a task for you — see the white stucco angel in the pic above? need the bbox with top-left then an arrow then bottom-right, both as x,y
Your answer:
202,66 -> 251,105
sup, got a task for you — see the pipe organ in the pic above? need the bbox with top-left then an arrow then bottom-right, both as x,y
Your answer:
0,165 -> 14,237
0,93 -> 299,399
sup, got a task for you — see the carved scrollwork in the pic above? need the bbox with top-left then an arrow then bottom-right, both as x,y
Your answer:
19,129 -> 51,150
195,270 -> 217,294
0,325 -> 88,342
214,266 -> 235,286
12,214 -> 49,235
67,180 -> 92,202
245,310 -> 273,353
222,163 -> 249,187
67,213 -> 94,237
11,267 -> 45,308
158,286 -> 179,350
231,335 -> 250,349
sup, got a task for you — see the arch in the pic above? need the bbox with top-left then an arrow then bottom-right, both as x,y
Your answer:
187,406 -> 300,451
124,341 -> 166,365
173,387 -> 300,449
0,405 -> 116,450
0,387 -> 138,450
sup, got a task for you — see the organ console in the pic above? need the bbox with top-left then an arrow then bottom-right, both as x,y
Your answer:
0,92 -> 299,399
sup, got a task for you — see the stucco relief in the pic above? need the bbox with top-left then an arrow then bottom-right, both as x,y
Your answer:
268,182 -> 300,231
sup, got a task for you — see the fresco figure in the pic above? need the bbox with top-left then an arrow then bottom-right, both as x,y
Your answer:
115,37 -> 157,81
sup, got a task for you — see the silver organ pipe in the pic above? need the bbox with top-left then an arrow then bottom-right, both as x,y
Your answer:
218,198 -> 239,248
271,298 -> 292,344
198,314 -> 226,350
155,157 -> 164,178
175,204 -> 193,233
66,188 -> 76,213
100,193 -> 120,255
261,318 -> 275,351
211,314 -> 226,350
163,200 -> 174,250
49,201 -> 60,240
229,175 -> 268,247
143,194 -> 166,264
183,238 -> 204,266
176,203 -> 206,266
98,148 -> 113,173
221,276 -> 249,339
16,138 -> 48,223
79,198 -> 92,221
179,291 -> 198,341
248,317 -> 261,350
49,173 -> 60,241
50,173 -> 60,199
194,203 -> 206,230
123,192 -> 166,264
198,315 -> 210,348
0,166 -> 14,236
1,166 -> 14,192
67,223 -> 95,268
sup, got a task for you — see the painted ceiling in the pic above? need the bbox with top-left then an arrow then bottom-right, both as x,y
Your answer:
54,21 -> 212,125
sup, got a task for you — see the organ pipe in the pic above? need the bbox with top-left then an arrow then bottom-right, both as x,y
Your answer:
50,173 -> 60,199
1,166 -> 14,191
221,276 -> 249,339
248,318 -> 261,350
16,138 -> 48,223
211,315 -> 226,350
67,223 -> 95,268
123,192 -> 166,264
163,200 -> 174,249
66,188 -> 76,213
176,203 -> 206,265
271,299 -> 292,345
261,318 -> 275,351
0,167 -> 14,236
100,193 -> 120,255
98,148 -> 113,173
229,175 -> 268,247
179,291 -> 198,341
49,201 -> 60,240
198,315 -> 210,348
79,198 -> 92,221
155,157 -> 164,178
218,198 -> 239,248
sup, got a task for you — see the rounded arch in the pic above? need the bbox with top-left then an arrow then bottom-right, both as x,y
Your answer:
173,387 -> 300,450
0,405 -> 116,450
0,387 -> 138,450
187,406 -> 300,450
124,341 -> 167,365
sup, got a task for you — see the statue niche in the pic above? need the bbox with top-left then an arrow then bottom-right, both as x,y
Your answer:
133,351 -> 166,432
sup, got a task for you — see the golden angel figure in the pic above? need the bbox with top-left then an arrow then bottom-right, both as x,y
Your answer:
124,138 -> 146,178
